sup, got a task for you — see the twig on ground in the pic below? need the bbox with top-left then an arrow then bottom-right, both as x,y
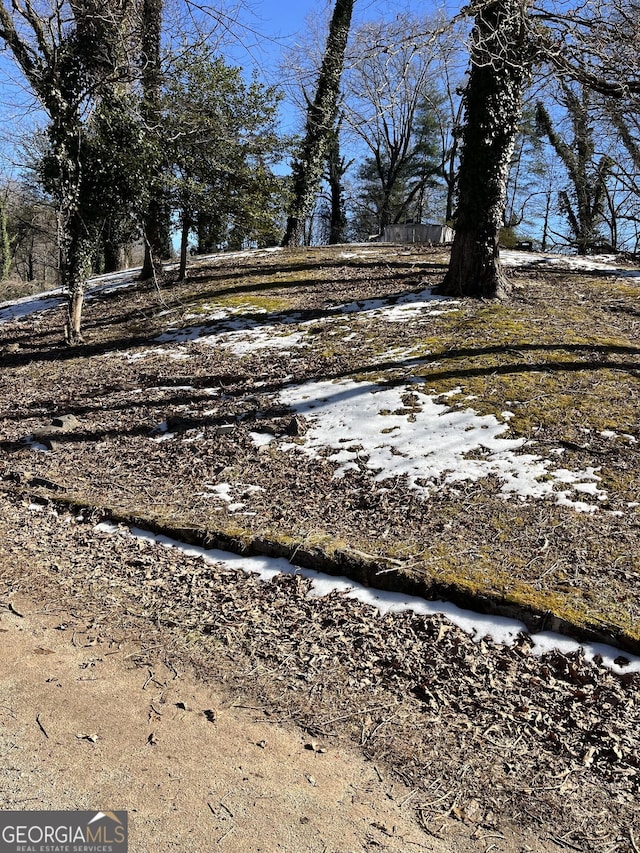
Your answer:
216,825 -> 235,844
35,713 -> 48,739
321,705 -> 393,727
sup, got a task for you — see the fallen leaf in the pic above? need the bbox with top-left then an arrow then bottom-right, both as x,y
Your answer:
76,733 -> 98,743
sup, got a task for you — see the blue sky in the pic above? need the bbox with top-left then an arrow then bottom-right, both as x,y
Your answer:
0,0 -> 327,171
0,0 -> 432,173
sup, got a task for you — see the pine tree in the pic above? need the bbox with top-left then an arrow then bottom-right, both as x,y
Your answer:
161,47 -> 285,277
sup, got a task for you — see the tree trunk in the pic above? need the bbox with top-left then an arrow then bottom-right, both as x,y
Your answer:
327,127 -> 348,244
178,211 -> 190,281
0,201 -> 10,281
197,213 -> 220,255
66,286 -> 85,344
541,192 -> 551,252
103,238 -> 121,273
62,215 -> 89,345
439,0 -> 528,298
282,0 -> 354,247
139,0 -> 166,279
328,178 -> 346,244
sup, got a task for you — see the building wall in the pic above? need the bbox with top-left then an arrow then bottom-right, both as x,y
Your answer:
382,224 -> 454,244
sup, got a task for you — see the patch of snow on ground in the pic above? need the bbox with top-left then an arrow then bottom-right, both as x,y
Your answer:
600,429 -> 638,444
501,249 -> 640,279
155,313 -> 258,344
156,310 -> 313,356
150,421 -> 175,442
250,431 -> 276,447
0,289 -> 65,322
149,284 -> 461,358
201,482 -> 264,512
221,329 -> 310,356
278,378 -> 606,511
25,435 -> 50,452
93,521 -> 640,675
337,288 -> 459,322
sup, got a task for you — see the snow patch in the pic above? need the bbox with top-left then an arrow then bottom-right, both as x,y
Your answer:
93,521 -> 640,675
278,378 -> 606,511
336,287 -> 459,321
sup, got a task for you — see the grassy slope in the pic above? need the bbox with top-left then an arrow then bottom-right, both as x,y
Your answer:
1,245 -> 639,650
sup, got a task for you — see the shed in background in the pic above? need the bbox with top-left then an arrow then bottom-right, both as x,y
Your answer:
382,223 -> 454,243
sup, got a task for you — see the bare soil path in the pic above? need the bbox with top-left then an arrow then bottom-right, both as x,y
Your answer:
1,601 -> 439,853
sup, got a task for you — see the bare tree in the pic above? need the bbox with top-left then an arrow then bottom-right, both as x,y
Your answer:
342,15 -> 446,235
533,0 -> 640,99
536,82 -> 613,253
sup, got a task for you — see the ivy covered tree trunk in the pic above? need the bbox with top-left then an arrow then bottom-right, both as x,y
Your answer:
439,0 -> 529,298
1,0 -> 143,341
140,0 -> 166,279
0,200 -> 10,281
282,0 -> 354,247
54,132 -> 92,345
327,125 -> 349,244
102,220 -> 123,273
39,106 -> 94,344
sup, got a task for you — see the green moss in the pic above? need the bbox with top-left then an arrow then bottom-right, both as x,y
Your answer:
220,293 -> 293,311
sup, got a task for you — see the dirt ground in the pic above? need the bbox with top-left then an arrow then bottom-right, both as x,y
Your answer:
0,593 -> 553,853
0,601 -> 439,853
0,490 -> 638,853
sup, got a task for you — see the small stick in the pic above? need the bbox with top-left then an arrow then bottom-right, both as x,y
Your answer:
220,801 -> 234,819
35,714 -> 49,739
216,826 -> 235,844
398,789 -> 417,808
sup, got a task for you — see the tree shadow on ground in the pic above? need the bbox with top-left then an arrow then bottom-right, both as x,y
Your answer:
3,341 -> 638,445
